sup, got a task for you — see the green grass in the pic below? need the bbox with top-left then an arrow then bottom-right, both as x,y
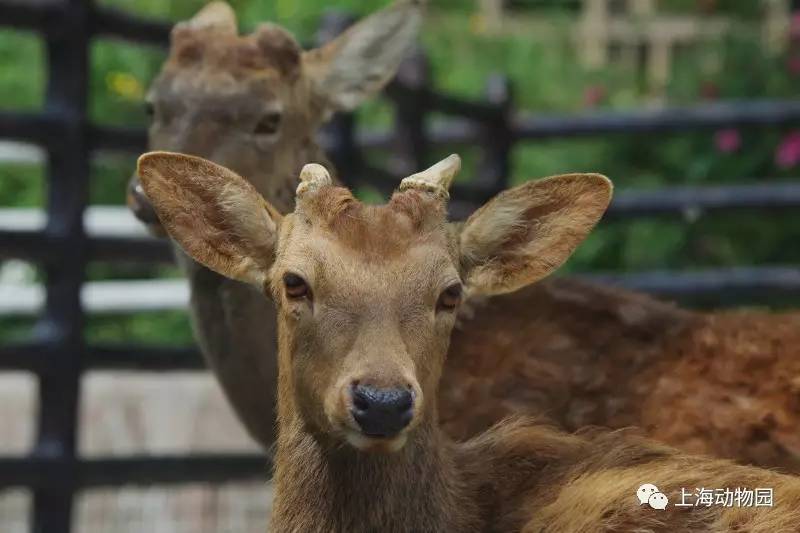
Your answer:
90,39 -> 166,128
0,30 -> 44,110
86,311 -> 194,345
0,313 -> 194,346
0,162 -> 44,207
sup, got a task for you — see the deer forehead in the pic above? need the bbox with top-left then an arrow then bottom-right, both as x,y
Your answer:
274,210 -> 458,297
151,32 -> 305,116
293,238 -> 455,283
290,188 -> 449,245
167,30 -> 292,76
154,65 -> 285,103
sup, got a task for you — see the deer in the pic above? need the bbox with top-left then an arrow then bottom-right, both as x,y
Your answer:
136,151 -> 800,533
127,0 -> 800,472
126,0 -> 425,447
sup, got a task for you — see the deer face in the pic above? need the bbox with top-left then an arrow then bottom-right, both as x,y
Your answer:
269,166 -> 461,452
145,21 -> 308,176
136,152 -> 613,453
129,0 -> 424,228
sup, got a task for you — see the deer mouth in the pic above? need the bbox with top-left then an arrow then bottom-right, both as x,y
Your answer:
344,428 -> 408,454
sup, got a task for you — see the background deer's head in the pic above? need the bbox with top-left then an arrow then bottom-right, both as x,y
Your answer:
129,0 -> 423,227
136,152 -> 612,453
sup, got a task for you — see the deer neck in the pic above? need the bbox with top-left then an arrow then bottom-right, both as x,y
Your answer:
245,135 -> 333,215
271,379 -> 481,532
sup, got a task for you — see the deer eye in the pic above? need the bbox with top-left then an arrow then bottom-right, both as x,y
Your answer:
144,101 -> 155,118
255,112 -> 282,136
437,283 -> 462,312
283,272 -> 309,299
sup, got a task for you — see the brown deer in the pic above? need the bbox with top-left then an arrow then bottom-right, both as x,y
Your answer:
127,0 -> 425,447
128,1 -> 800,471
137,151 -> 800,533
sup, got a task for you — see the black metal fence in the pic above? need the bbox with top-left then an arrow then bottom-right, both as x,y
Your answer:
0,1 -> 799,532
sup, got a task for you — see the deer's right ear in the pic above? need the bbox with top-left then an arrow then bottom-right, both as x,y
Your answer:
137,152 -> 281,287
303,0 -> 424,115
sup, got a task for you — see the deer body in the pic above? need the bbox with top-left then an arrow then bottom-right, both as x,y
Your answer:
130,0 -> 800,473
442,281 -> 800,472
138,153 -> 800,533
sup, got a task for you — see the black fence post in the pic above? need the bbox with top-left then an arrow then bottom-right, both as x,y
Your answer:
478,73 -> 513,195
390,48 -> 430,177
315,11 -> 360,185
30,0 -> 91,532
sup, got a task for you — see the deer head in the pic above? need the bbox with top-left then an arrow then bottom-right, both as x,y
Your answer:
128,0 -> 424,230
136,151 -> 612,453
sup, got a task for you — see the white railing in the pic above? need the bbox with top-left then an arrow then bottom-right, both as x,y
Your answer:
0,205 -> 189,315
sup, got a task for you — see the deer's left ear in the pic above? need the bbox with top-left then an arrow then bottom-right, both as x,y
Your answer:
459,174 -> 612,296
137,152 -> 282,287
303,0 -> 424,114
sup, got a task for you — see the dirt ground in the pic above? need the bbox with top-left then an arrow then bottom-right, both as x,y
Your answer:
0,372 -> 273,533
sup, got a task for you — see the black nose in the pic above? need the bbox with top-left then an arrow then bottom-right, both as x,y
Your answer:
127,176 -> 160,225
350,383 -> 414,438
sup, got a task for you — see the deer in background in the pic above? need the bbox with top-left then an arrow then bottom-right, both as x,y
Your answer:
137,151 -> 800,533
127,0 -> 425,447
129,1 -> 800,471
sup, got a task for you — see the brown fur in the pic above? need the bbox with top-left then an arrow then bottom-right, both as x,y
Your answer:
273,415 -> 800,532
442,280 -> 800,473
296,187 -> 446,258
137,155 -> 800,533
471,419 -> 800,533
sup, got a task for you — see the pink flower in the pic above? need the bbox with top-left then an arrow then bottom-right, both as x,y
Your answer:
583,85 -> 607,108
791,12 -> 800,40
714,129 -> 741,154
775,131 -> 800,169
788,55 -> 800,75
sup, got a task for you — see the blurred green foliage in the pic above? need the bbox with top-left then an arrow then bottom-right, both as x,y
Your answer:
1,0 -> 798,345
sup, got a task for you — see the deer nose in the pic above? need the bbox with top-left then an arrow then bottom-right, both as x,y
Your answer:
350,383 -> 414,438
127,174 -> 160,225
127,174 -> 167,237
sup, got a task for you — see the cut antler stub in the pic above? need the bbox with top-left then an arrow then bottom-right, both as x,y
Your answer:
296,163 -> 333,197
398,154 -> 461,199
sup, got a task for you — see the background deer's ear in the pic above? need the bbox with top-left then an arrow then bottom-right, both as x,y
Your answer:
303,0 -> 424,114
254,23 -> 303,80
181,1 -> 237,34
136,152 -> 282,287
169,2 -> 238,65
459,174 -> 613,296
